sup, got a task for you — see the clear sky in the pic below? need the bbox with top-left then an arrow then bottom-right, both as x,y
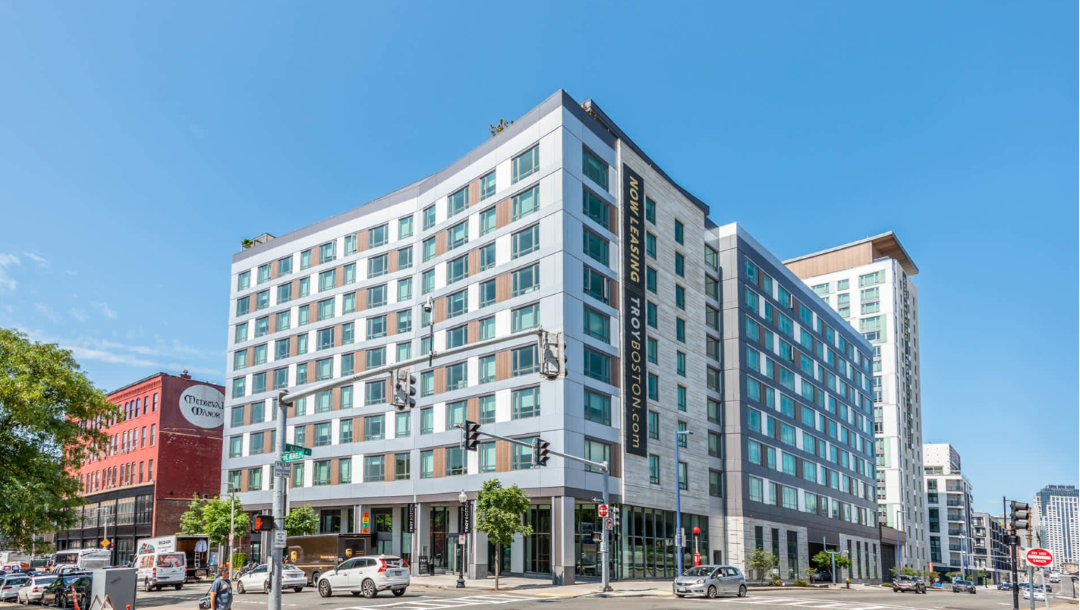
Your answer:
0,1 -> 1075,513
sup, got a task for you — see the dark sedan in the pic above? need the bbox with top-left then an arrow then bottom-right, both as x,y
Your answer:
951,579 -> 976,594
41,575 -> 92,609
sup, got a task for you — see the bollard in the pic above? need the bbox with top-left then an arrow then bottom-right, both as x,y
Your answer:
845,578 -> 850,589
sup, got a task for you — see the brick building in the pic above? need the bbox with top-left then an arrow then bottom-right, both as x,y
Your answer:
54,372 -> 225,566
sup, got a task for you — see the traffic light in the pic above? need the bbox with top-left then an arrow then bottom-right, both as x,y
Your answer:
254,515 -> 275,531
540,331 -> 566,379
1011,501 -> 1030,531
611,506 -> 621,529
531,438 -> 551,467
462,421 -> 481,452
393,369 -> 417,411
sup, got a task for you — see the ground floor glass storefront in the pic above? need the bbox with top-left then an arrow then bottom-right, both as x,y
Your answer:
574,503 -> 710,579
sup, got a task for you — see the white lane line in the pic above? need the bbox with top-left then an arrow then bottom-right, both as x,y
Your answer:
335,594 -> 536,610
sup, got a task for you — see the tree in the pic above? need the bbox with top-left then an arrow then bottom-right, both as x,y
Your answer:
802,566 -> 818,583
241,238 -> 254,249
284,505 -> 318,536
475,479 -> 532,590
489,118 -> 514,137
179,495 -> 250,547
812,550 -> 852,582
0,329 -> 118,552
746,548 -> 779,584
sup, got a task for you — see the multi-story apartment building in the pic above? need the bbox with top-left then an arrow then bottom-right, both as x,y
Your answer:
923,443 -> 974,578
784,232 -> 927,570
717,224 -> 882,584
55,372 -> 225,566
1034,484 -> 1079,572
223,90 -> 880,585
972,512 -> 1009,583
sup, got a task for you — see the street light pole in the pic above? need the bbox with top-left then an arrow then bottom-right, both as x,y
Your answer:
228,485 -> 237,574
457,491 -> 467,589
675,429 -> 692,576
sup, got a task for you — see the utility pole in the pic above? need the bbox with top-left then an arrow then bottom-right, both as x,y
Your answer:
675,429 -> 692,576
824,537 -> 840,586
268,398 -> 287,610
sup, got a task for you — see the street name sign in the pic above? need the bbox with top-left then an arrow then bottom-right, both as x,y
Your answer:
283,449 -> 310,462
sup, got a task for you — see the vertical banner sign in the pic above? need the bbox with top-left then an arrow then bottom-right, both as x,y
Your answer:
622,164 -> 648,458
361,512 -> 370,534
407,503 -> 416,534
462,501 -> 472,534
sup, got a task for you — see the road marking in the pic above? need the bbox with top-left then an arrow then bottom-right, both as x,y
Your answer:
335,594 -> 534,610
716,597 -> 938,610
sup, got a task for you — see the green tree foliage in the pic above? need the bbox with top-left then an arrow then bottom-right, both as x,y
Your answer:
0,329 -> 118,552
475,479 -> 532,590
178,495 -> 250,547
746,548 -> 779,583
284,505 -> 318,536
811,550 -> 852,581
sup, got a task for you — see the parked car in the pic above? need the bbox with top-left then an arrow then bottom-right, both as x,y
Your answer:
952,580 -> 976,594
18,575 -> 58,604
892,574 -> 926,594
997,582 -> 1013,590
1050,576 -> 1061,583
41,575 -> 92,609
235,564 -> 307,594
1024,588 -> 1047,601
1,574 -> 31,602
316,556 -> 409,598
672,565 -> 748,599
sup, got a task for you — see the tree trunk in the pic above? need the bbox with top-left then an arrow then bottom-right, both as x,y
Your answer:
495,543 -> 500,591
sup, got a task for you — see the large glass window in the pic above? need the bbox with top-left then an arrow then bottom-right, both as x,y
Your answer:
583,307 -> 609,342
584,389 -> 610,425
583,229 -> 609,266
512,264 -> 539,296
512,186 -> 538,220
512,225 -> 539,258
582,149 -> 608,189
512,146 -> 539,183
512,387 -> 539,419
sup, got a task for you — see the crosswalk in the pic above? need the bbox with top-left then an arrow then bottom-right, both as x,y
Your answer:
335,594 -> 536,610
715,597 -> 937,610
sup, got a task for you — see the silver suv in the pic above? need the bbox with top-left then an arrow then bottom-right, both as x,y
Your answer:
317,555 -> 409,598
673,565 -> 747,598
893,574 -> 927,594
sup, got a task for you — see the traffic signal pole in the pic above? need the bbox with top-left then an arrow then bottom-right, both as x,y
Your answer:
268,398 -> 286,610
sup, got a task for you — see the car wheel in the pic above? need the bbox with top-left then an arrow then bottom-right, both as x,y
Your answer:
293,587 -> 304,593
706,585 -> 717,598
738,584 -> 747,598
393,589 -> 406,597
361,579 -> 377,599
237,582 -> 245,595
317,580 -> 332,598
309,572 -> 319,587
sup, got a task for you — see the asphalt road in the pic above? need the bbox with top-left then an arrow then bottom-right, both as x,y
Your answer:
5,580 -> 1078,610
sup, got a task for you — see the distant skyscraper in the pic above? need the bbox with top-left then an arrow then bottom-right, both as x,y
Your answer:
785,232 -> 927,570
1034,484 -> 1079,571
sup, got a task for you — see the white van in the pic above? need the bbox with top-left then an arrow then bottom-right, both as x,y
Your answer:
135,551 -> 186,591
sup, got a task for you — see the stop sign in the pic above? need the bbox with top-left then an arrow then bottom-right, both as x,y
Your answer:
598,504 -> 609,518
1026,548 -> 1054,567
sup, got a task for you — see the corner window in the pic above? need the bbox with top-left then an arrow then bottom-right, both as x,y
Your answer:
583,228 -> 609,266
583,189 -> 608,227
512,186 -> 538,220
512,146 -> 539,183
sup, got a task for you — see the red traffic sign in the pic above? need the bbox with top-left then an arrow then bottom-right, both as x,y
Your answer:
598,504 -> 609,518
603,517 -> 613,530
1027,548 -> 1053,567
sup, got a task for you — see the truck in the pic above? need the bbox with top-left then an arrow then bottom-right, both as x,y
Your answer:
283,534 -> 369,586
134,535 -> 212,582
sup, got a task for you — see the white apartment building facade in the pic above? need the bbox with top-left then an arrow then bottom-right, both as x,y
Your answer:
1034,484 -> 1079,572
923,443 -> 974,578
784,233 -> 927,571
222,90 -> 883,585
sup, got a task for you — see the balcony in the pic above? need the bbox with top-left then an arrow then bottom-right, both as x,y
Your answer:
949,545 -> 963,552
946,500 -> 964,507
947,513 -> 964,522
948,529 -> 963,536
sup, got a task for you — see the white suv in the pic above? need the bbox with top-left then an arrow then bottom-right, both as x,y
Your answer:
317,556 -> 409,598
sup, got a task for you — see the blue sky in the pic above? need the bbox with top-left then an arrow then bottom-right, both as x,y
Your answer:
0,1 -> 1074,512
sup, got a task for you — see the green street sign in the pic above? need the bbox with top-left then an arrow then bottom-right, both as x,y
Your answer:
285,443 -> 306,453
282,451 -> 309,462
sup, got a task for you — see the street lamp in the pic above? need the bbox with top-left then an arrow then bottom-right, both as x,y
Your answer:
895,509 -> 907,577
227,484 -> 238,573
457,491 -> 467,589
675,429 -> 693,576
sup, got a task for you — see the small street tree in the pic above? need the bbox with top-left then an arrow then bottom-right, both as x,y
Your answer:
746,548 -> 779,584
0,329 -> 118,552
475,479 -> 532,590
811,550 -> 852,582
284,505 -> 318,536
178,495 -> 250,548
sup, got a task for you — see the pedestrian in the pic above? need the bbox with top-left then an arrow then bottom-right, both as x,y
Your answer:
209,567 -> 233,610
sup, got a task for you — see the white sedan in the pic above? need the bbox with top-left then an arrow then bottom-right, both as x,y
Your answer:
235,565 -> 307,594
1023,589 -> 1047,601
18,576 -> 58,604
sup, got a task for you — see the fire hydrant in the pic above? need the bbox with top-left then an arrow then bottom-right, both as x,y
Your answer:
845,578 -> 850,589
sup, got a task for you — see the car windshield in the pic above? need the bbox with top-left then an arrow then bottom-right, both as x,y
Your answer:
382,557 -> 406,568
282,565 -> 300,571
957,580 -> 972,585
681,566 -> 712,577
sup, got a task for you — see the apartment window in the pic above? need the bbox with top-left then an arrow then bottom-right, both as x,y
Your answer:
479,170 -> 497,200
444,446 -> 465,476
254,316 -> 269,337
448,186 -> 469,218
398,247 -> 413,270
648,411 -> 660,440
512,345 -> 538,376
476,442 -> 496,473
473,394 -> 495,425
396,342 -> 411,363
365,379 -> 386,405
395,411 -> 410,438
421,269 -> 435,295
398,215 -> 413,239
478,316 -> 495,340
445,362 -> 467,390
368,284 -> 387,308
511,303 -> 539,332
473,244 -> 495,274
859,270 -> 884,287
446,290 -> 468,318
365,415 -> 385,441
709,471 -> 724,498
646,267 -> 657,293
583,347 -> 611,384
647,302 -> 657,328
512,225 -> 539,259
420,450 -> 434,478
299,277 -> 310,297
422,237 -> 436,262
447,222 -> 468,251
583,389 -> 610,425
583,267 -> 609,304
512,146 -> 539,183
420,371 -> 434,397
235,323 -> 248,344
647,373 -> 659,400
447,254 -> 469,284
645,197 -> 656,223
422,205 -> 436,230
583,307 -> 610,342
512,264 -> 539,296
675,285 -> 686,310
512,186 -> 538,220
257,263 -> 271,284
583,228 -> 609,266
229,436 -> 242,458
340,419 -> 353,444
346,264 -> 359,286
314,422 -> 331,447
477,279 -> 496,308
232,378 -> 245,399
676,318 -> 686,342
255,291 -> 270,310
364,254 -> 386,279
511,438 -> 536,470
299,250 -> 312,270
446,324 -> 468,349
364,456 -> 385,483
678,462 -> 688,490
445,400 -> 466,430
512,387 -> 539,419
582,148 -> 608,189
233,350 -> 247,371
316,299 -> 334,322
676,351 -> 687,377
316,327 -> 334,351
237,271 -> 250,291
398,277 -> 413,301
251,401 -> 266,424
582,189 -> 608,227
337,457 -> 352,485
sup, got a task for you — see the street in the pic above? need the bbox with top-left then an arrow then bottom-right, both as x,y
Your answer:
7,580 -> 1076,610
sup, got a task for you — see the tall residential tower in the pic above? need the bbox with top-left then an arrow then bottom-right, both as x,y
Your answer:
784,232 -> 927,570
1034,484 -> 1079,571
